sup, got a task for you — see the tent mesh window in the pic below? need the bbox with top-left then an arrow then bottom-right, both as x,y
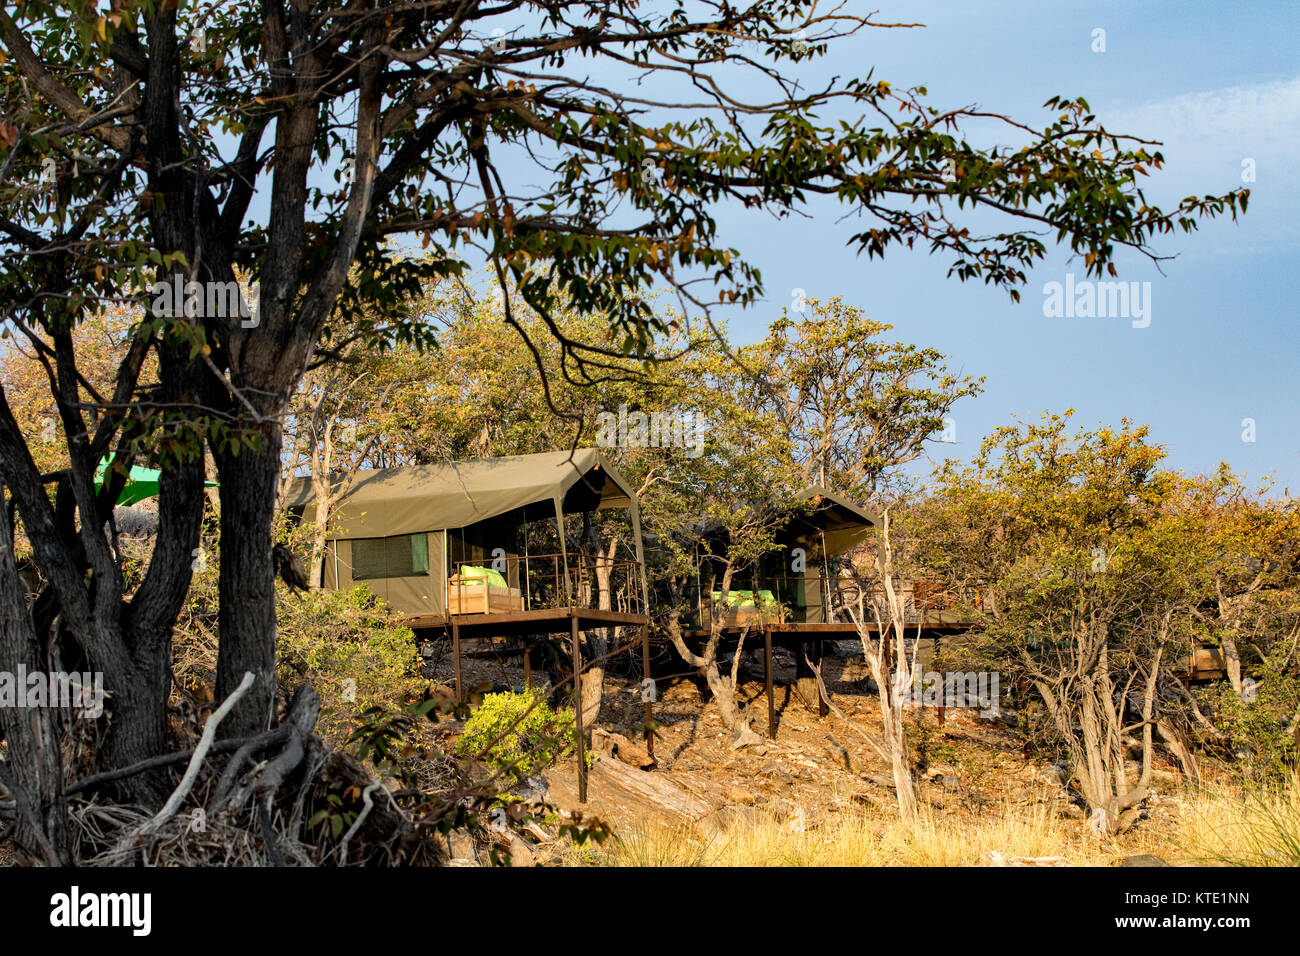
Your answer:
351,532 -> 429,580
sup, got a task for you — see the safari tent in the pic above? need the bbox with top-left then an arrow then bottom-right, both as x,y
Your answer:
282,449 -> 649,624
686,486 -> 880,630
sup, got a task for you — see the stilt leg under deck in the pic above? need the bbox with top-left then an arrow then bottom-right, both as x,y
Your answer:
639,623 -> 655,762
523,645 -> 532,690
765,628 -> 775,739
452,622 -> 462,704
571,614 -> 587,803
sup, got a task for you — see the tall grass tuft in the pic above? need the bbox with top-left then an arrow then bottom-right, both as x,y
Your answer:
1180,776 -> 1300,866
591,802 -> 1139,867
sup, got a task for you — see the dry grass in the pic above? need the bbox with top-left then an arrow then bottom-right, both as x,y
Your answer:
562,802 -> 1161,867
561,776 -> 1300,867
1177,776 -> 1300,866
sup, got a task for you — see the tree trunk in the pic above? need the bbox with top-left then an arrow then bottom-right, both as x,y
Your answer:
1220,631 -> 1243,696
664,570 -> 750,735
0,490 -> 69,863
109,348 -> 208,787
794,640 -> 823,712
307,466 -> 332,591
856,510 -> 918,822
214,422 -> 284,737
579,538 -> 617,727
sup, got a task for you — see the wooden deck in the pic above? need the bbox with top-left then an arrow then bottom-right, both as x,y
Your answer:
405,606 -> 649,639
681,609 -> 976,642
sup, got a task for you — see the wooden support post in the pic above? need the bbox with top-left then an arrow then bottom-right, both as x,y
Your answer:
639,623 -> 655,762
571,613 -> 587,803
765,628 -> 775,739
452,621 -> 462,704
523,644 -> 532,690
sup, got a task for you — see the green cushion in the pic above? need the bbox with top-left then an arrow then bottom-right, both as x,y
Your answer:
458,564 -> 508,589
711,589 -> 778,608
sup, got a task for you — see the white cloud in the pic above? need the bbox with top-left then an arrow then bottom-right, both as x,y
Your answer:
1112,76 -> 1300,151
1104,76 -> 1300,254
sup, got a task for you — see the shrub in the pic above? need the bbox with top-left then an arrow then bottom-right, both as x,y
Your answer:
275,585 -> 425,743
1201,658 -> 1300,781
456,690 -> 581,788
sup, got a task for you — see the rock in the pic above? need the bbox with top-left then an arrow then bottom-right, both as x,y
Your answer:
1121,854 -> 1170,867
1040,764 -> 1068,787
786,805 -> 807,833
731,726 -> 766,751
446,828 -> 476,862
515,775 -> 549,806
591,727 -> 656,768
506,834 -> 536,867
725,786 -> 757,805
1059,803 -> 1086,820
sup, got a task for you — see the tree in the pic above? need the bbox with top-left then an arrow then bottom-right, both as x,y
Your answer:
0,0 -> 1246,861
745,297 -> 982,499
644,340 -> 804,737
915,414 -> 1209,832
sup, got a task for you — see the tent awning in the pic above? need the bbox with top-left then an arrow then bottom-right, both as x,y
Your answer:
784,486 -> 880,557
282,449 -> 638,539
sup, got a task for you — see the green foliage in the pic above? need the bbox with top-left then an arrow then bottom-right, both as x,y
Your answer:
307,792 -> 358,840
1202,659 -> 1300,780
912,411 -> 1300,805
456,690 -> 584,788
276,585 -> 425,743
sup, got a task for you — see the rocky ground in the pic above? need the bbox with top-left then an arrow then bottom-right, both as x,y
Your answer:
432,636 -> 1199,866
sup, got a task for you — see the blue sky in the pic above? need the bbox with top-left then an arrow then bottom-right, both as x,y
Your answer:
698,0 -> 1299,491
263,2 -> 1296,490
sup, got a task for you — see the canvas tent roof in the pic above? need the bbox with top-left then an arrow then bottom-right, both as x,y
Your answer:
783,486 -> 879,558
282,449 -> 637,539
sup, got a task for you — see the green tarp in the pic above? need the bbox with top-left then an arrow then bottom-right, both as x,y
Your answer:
94,459 -> 217,506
